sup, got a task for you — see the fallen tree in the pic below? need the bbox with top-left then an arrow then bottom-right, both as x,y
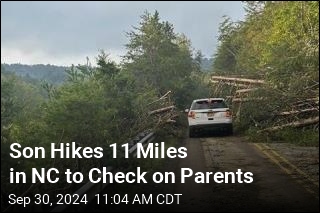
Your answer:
210,80 -> 249,88
258,116 -> 319,133
148,105 -> 175,115
211,76 -> 265,84
277,108 -> 319,116
235,88 -> 259,94
147,90 -> 172,105
232,97 -> 265,103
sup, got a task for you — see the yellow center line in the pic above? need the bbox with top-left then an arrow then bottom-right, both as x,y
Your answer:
253,143 -> 292,175
260,143 -> 319,187
252,143 -> 319,199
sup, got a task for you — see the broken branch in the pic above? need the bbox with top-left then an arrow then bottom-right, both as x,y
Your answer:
148,105 -> 175,115
211,76 -> 265,84
258,116 -> 319,133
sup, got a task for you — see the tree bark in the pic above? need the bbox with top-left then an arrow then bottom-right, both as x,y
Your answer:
148,105 -> 174,115
277,108 -> 319,115
210,80 -> 250,88
211,76 -> 265,84
258,116 -> 319,133
235,88 -> 259,94
232,97 -> 265,102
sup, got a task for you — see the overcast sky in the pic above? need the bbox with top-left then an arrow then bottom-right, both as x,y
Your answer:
1,1 -> 245,66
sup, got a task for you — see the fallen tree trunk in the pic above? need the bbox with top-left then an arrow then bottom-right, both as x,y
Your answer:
292,97 -> 319,107
210,80 -> 249,88
166,119 -> 176,123
258,116 -> 319,133
277,108 -> 319,115
232,97 -> 265,103
306,97 -> 319,102
148,105 -> 174,115
147,90 -> 172,105
211,76 -> 265,84
159,90 -> 172,100
235,88 -> 259,94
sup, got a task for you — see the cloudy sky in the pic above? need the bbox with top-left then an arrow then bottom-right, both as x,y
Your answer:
1,1 -> 245,66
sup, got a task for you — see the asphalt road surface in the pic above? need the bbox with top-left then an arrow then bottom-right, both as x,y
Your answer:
90,135 -> 319,212
163,136 -> 319,212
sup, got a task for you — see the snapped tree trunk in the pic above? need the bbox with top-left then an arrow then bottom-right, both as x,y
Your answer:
258,116 -> 319,133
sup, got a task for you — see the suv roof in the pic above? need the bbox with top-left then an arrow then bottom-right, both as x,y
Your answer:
191,98 -> 228,110
192,98 -> 225,102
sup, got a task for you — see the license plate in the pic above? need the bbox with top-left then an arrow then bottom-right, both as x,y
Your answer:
207,112 -> 214,117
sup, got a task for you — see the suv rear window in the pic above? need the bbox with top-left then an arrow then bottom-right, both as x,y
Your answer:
191,100 -> 227,110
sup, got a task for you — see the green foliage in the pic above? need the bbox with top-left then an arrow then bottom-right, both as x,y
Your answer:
213,2 -> 319,142
1,68 -> 48,195
1,10 -> 212,199
96,51 -> 119,78
1,69 -> 44,143
123,11 -> 210,108
1,53 -> 160,199
200,57 -> 213,72
2,63 -> 67,84
212,16 -> 239,74
213,1 -> 319,91
44,55 -> 157,149
273,128 -> 319,147
247,127 -> 319,147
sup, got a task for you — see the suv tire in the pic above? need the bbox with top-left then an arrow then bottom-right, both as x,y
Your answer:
189,128 -> 195,138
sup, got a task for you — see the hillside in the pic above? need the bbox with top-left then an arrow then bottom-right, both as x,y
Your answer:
1,63 -> 67,84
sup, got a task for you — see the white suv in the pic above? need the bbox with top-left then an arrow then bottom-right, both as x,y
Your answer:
186,98 -> 233,137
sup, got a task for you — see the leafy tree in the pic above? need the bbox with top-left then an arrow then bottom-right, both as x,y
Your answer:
213,1 -> 319,136
1,63 -> 67,84
213,1 -> 319,93
124,10 -> 210,108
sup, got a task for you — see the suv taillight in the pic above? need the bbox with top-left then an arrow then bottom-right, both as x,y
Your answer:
188,111 -> 195,119
225,110 -> 232,118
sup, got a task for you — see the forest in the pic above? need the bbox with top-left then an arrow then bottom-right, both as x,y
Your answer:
1,10 -> 210,202
2,63 -> 67,85
212,1 -> 318,145
1,1 -> 319,207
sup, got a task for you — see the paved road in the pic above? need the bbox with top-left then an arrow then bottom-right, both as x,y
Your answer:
162,136 -> 319,212
164,137 -> 319,211
90,136 -> 319,212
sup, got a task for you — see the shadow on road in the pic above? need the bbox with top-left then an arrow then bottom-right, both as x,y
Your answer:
192,131 -> 234,138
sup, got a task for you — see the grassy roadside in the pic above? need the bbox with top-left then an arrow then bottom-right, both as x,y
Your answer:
243,126 -> 319,147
